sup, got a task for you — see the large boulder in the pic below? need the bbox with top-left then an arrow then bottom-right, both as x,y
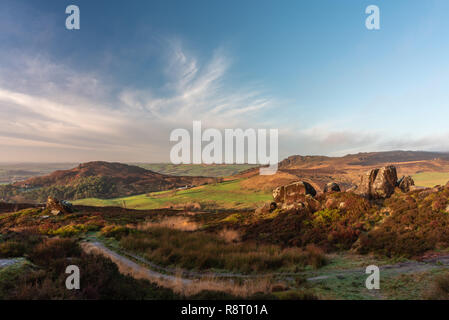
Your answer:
273,181 -> 316,203
357,169 -> 379,197
397,175 -> 415,193
323,182 -> 341,193
46,197 -> 72,215
372,166 -> 398,198
356,166 -> 398,199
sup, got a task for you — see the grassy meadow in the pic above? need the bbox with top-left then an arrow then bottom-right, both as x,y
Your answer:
412,172 -> 449,188
74,179 -> 272,210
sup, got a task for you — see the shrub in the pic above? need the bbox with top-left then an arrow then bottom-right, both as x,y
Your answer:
48,224 -> 100,237
101,225 -> 130,239
358,190 -> 449,257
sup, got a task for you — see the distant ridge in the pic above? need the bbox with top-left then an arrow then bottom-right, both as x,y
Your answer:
279,151 -> 449,169
11,161 -> 217,201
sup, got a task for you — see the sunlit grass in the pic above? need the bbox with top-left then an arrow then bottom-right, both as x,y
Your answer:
412,172 -> 449,188
74,179 -> 271,210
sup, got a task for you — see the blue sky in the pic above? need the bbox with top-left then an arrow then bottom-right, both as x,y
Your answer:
1,0 -> 449,162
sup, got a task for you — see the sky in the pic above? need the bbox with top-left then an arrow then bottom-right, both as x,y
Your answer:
1,0 -> 449,162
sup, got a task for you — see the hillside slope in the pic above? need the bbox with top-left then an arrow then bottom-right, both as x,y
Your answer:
238,151 -> 449,191
5,162 -> 217,202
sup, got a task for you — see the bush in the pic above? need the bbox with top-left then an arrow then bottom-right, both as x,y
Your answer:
358,191 -> 449,257
48,224 -> 100,237
101,225 -> 130,239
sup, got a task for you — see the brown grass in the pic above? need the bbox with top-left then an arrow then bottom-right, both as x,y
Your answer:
218,228 -> 241,243
119,227 -> 326,273
423,273 -> 449,300
136,217 -> 199,231
239,171 -> 299,192
81,241 -> 275,298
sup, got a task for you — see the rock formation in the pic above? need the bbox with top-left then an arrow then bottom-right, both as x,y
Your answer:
397,175 -> 415,192
46,196 -> 72,215
323,182 -> 341,193
356,166 -> 398,199
273,181 -> 317,203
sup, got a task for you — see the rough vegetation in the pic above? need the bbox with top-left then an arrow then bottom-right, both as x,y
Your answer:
4,154 -> 449,300
1,162 -> 217,203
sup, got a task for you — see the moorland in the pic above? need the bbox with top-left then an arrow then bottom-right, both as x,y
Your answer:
2,151 -> 449,300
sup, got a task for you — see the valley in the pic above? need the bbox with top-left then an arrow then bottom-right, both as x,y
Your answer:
2,151 -> 449,300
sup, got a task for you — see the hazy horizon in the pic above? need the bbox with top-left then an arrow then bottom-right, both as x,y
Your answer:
0,149 -> 448,165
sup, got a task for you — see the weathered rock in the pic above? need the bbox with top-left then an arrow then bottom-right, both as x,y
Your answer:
305,194 -> 321,212
323,182 -> 341,193
255,202 -> 278,215
272,181 -> 316,203
272,186 -> 284,202
346,186 -> 357,193
325,197 -> 336,209
357,169 -> 379,197
61,200 -> 73,213
46,197 -> 72,215
255,203 -> 270,215
356,166 -> 398,199
397,176 -> 415,193
281,202 -> 306,212
371,166 -> 398,199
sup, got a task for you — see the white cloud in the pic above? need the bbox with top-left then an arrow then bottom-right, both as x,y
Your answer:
0,43 -> 276,162
2,41 -> 449,163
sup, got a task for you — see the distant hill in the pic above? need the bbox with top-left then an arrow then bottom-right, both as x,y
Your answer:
2,161 -> 217,202
279,151 -> 449,169
0,163 -> 77,184
133,163 -> 259,177
238,151 -> 449,191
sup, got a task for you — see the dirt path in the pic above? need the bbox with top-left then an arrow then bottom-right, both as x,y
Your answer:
307,255 -> 449,282
81,240 -> 449,297
81,241 -> 193,285
81,241 -> 273,297
0,258 -> 22,269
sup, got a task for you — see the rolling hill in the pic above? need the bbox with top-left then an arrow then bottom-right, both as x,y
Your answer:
238,151 -> 449,192
2,161 -> 217,202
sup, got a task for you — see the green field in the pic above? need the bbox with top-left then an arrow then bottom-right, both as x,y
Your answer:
74,179 -> 271,210
132,163 -> 258,177
412,172 -> 449,188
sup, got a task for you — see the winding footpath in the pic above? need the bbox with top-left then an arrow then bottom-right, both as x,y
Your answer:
81,241 -> 449,287
0,258 -> 22,269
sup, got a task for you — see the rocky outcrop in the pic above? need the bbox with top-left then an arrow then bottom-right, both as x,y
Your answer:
254,202 -> 278,215
323,182 -> 341,193
273,181 -> 317,203
397,176 -> 415,192
46,197 -> 72,215
356,166 -> 398,199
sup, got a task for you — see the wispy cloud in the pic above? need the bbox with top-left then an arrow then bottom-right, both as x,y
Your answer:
0,42 -> 276,162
